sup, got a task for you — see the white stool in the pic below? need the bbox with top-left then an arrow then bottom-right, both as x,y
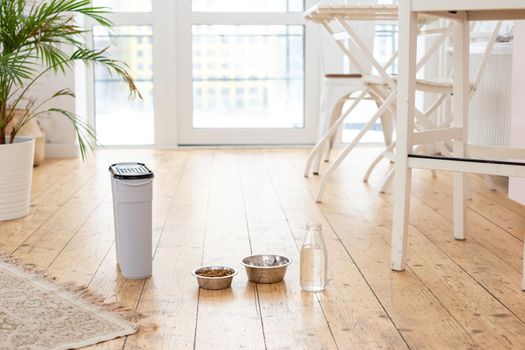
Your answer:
314,74 -> 366,175
304,3 -> 452,203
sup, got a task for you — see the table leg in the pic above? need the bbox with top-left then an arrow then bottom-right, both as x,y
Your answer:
391,0 -> 417,271
523,240 -> 525,290
452,18 -> 470,241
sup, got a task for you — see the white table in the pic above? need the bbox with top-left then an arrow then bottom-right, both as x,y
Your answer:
392,0 -> 525,290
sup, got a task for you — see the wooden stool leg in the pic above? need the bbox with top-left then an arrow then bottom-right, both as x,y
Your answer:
304,90 -> 367,177
380,111 -> 394,147
380,167 -> 395,193
363,142 -> 395,183
316,92 -> 396,202
452,19 -> 470,241
321,98 -> 347,165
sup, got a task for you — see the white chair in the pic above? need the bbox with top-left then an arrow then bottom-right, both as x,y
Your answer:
391,0 -> 525,290
304,4 -> 400,182
311,9 -> 377,175
314,74 -> 366,175
305,3 -> 453,202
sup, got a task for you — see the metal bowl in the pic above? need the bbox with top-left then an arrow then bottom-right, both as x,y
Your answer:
241,254 -> 292,284
192,266 -> 238,290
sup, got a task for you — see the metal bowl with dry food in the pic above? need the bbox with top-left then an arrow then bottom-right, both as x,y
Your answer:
192,266 -> 238,290
241,254 -> 292,284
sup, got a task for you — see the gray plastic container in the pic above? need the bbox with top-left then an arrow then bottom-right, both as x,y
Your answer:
109,163 -> 154,279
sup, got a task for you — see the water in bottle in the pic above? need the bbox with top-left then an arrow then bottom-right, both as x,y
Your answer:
300,223 -> 327,292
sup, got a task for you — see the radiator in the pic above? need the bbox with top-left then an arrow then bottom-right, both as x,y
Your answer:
469,43 -> 513,146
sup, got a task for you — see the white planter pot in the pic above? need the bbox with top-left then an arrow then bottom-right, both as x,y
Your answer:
0,137 -> 35,221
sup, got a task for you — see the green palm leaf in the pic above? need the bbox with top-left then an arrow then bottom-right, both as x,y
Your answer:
0,0 -> 140,158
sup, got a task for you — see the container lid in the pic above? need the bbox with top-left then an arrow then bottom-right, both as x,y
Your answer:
109,162 -> 154,180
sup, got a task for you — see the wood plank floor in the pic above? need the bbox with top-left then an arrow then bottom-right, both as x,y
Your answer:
1,147 -> 525,350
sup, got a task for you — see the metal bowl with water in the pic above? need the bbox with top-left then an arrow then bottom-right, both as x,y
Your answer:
192,266 -> 238,290
241,254 -> 292,284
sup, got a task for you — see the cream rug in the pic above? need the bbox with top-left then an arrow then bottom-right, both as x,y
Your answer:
0,257 -> 137,350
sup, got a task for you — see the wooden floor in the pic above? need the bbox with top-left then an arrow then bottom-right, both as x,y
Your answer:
1,147 -> 525,349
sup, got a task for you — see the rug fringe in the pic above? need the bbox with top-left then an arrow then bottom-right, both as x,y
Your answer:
0,252 -> 148,329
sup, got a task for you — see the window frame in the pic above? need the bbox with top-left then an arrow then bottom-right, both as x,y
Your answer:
84,0 -> 319,147
175,0 -> 321,145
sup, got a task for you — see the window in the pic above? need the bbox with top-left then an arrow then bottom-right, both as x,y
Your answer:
191,25 -> 305,129
92,26 -> 154,145
177,0 -> 317,145
374,24 -> 398,74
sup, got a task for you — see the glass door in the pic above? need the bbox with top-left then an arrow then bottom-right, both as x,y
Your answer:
176,0 -> 320,145
84,0 -> 156,146
92,25 -> 155,145
85,0 -> 177,147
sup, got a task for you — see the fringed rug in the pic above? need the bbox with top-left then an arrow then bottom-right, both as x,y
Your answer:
0,256 -> 137,350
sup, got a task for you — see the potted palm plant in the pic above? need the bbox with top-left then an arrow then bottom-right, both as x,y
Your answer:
0,0 -> 139,220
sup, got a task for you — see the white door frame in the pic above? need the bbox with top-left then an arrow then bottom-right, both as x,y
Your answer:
175,0 -> 320,145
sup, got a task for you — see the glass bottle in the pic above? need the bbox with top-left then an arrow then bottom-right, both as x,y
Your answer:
300,223 -> 327,292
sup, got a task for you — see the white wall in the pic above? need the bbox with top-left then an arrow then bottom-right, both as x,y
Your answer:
28,12 -> 87,159
33,68 -> 81,158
